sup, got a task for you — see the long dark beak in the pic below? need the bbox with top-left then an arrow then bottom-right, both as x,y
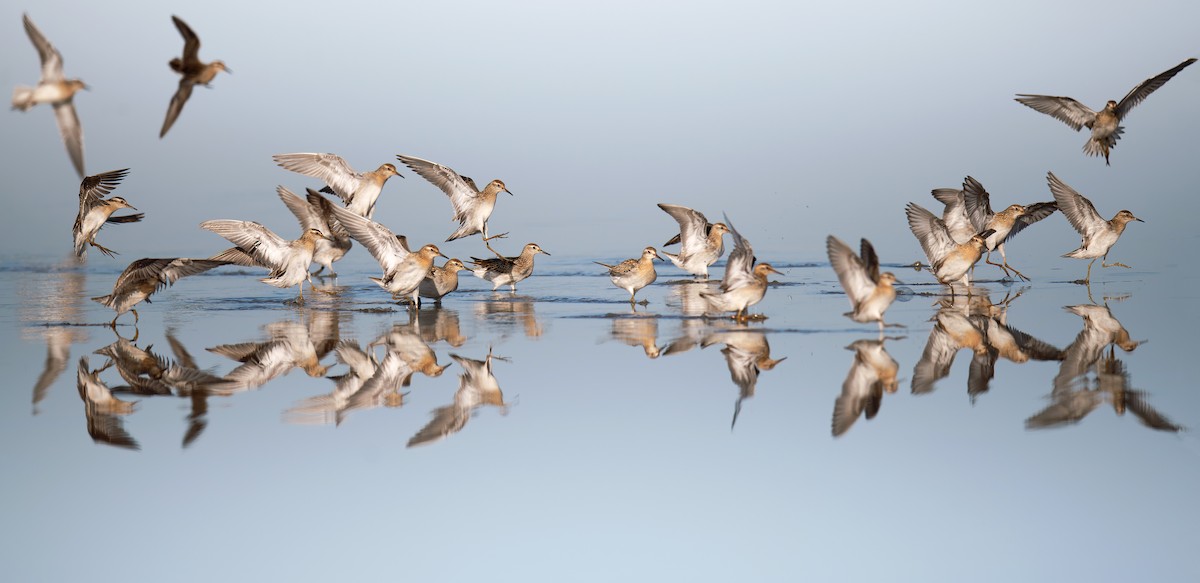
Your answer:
505,188 -> 513,196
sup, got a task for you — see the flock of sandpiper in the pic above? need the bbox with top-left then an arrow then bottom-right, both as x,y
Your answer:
11,12 -> 1197,333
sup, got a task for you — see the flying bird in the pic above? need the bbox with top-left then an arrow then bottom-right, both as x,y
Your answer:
73,169 -> 143,259
12,13 -> 87,177
1015,57 -> 1197,165
396,154 -> 513,247
273,153 -> 402,219
160,15 -> 230,138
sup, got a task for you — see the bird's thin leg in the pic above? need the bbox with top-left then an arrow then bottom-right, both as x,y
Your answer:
90,241 -> 119,258
311,265 -> 325,277
1084,258 -> 1096,283
984,250 -> 1012,278
1102,259 -> 1131,269
485,239 -> 507,260
996,244 -> 1030,281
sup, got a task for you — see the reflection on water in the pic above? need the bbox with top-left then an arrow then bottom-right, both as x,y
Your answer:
699,327 -> 785,429
912,286 -> 1061,400
661,281 -> 717,356
207,310 -> 343,394
832,337 -> 900,437
414,306 -> 467,347
607,310 -> 661,358
372,317 -> 450,378
9,259 -> 1191,450
407,349 -> 510,448
966,290 -> 1064,401
475,294 -> 544,338
21,266 -> 89,413
76,356 -> 139,450
1026,303 -> 1180,432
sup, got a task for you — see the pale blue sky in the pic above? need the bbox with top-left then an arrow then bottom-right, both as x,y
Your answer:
1,0 -> 1197,265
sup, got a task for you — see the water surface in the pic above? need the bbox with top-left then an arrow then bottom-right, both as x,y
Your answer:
2,253 -> 1197,581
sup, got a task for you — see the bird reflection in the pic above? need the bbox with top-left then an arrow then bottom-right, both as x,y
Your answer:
76,356 -> 139,450
206,310 -> 341,394
475,294 -> 543,338
911,292 -> 988,395
965,292 -> 1063,401
21,266 -> 88,413
93,336 -> 173,395
285,340 -> 388,425
700,327 -> 785,429
661,281 -> 722,356
912,287 -> 1060,398
371,317 -> 449,378
414,306 -> 468,347
407,349 -> 509,448
1026,304 -> 1177,432
832,338 -> 900,437
163,329 -> 226,447
607,311 -> 661,358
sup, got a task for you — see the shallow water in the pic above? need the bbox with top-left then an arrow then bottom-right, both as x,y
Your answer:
2,252 -> 1197,581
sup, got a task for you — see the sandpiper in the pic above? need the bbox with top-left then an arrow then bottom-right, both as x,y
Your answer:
277,186 -> 351,277
826,235 -> 899,331
596,246 -> 663,304
73,169 -> 143,259
1015,57 -> 1196,165
272,153 -> 403,218
657,203 -> 730,279
929,185 -> 976,244
699,216 -> 781,321
92,257 -> 229,327
905,202 -> 994,287
959,176 -> 1058,281
470,243 -> 550,292
396,154 -> 512,248
160,15 -> 230,138
326,204 -> 446,305
12,13 -> 87,178
201,220 -> 328,302
418,258 -> 467,305
1046,172 -> 1142,284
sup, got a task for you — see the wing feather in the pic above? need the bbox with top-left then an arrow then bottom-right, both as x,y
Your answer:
1115,58 -> 1197,119
396,154 -> 479,218
327,204 -> 409,273
1046,172 -> 1103,240
200,220 -> 292,269
272,153 -> 362,204
1014,94 -> 1096,131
